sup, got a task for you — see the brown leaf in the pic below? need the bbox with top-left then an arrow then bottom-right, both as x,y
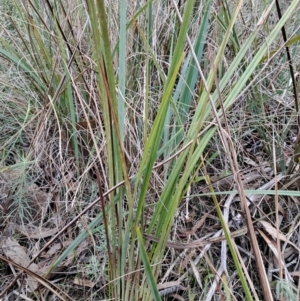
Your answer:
179,212 -> 210,236
16,224 -> 58,239
170,294 -> 185,301
73,277 -> 95,288
259,221 -> 300,254
189,259 -> 202,289
259,221 -> 287,241
2,237 -> 39,291
0,254 -> 71,301
257,229 -> 293,282
157,281 -> 181,290
42,242 -> 62,258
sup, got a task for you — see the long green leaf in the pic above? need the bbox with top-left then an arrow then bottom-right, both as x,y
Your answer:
136,226 -> 162,301
206,175 -> 254,301
118,0 -> 126,143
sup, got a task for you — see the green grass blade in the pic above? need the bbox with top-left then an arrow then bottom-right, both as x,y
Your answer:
134,0 -> 195,217
49,212 -> 103,272
223,0 -> 300,109
118,0 -> 126,143
136,226 -> 162,301
206,175 -> 254,301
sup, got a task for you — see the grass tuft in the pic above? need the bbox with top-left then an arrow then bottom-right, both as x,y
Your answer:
0,1 -> 299,300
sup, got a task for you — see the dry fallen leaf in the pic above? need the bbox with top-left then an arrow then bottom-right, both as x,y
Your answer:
258,229 -> 293,283
41,242 -> 62,258
73,277 -> 95,288
15,224 -> 58,239
0,254 -> 70,301
259,221 -> 287,241
2,237 -> 40,291
157,281 -> 181,290
170,294 -> 185,301
260,220 -> 300,254
189,258 -> 202,289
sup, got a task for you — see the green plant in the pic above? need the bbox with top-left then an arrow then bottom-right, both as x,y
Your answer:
0,0 -> 299,300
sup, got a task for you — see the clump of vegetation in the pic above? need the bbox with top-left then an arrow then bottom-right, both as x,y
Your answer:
0,1 -> 299,300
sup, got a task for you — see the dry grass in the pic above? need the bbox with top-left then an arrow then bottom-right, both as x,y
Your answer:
0,1 -> 300,300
